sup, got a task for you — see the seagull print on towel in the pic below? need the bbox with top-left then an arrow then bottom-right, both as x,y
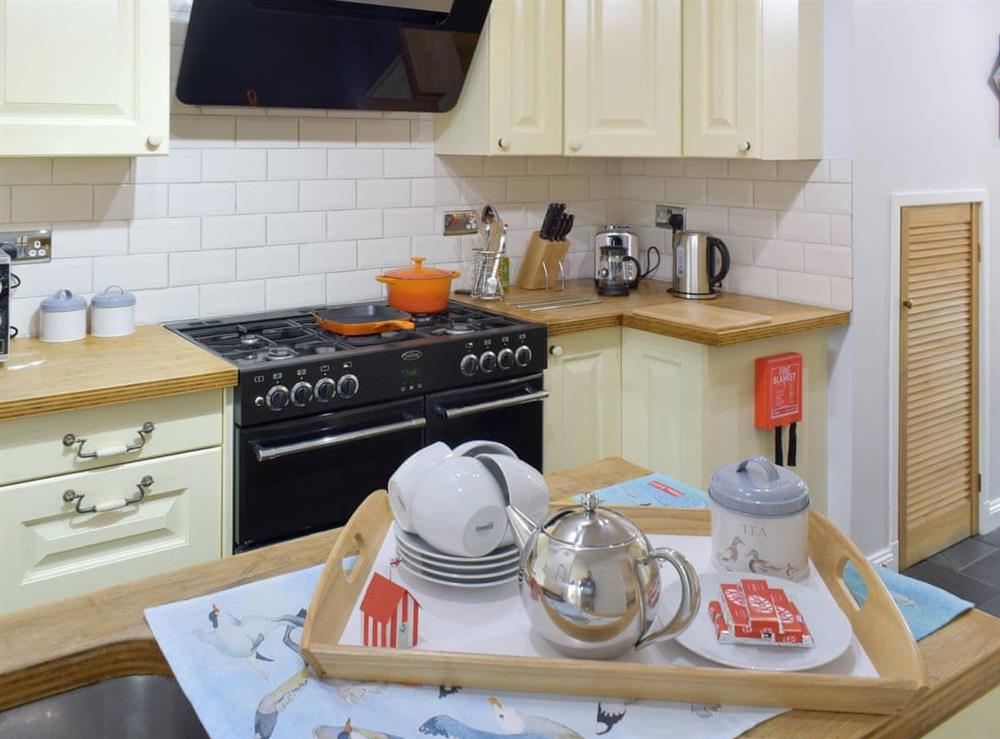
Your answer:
595,701 -> 634,735
313,718 -> 406,739
488,696 -> 584,739
195,603 -> 307,676
419,715 -> 548,739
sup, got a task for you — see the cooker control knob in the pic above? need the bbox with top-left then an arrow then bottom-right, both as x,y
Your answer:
266,385 -> 290,411
337,374 -> 359,399
497,347 -> 515,370
460,353 -> 479,377
515,345 -> 533,367
314,377 -> 337,403
479,350 -> 497,374
291,381 -> 313,407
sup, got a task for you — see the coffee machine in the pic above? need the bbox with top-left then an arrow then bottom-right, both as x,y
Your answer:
596,244 -> 641,296
594,225 -> 660,291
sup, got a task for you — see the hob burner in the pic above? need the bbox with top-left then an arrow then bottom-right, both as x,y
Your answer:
264,347 -> 296,361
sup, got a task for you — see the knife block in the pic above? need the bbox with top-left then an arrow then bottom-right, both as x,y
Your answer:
516,232 -> 569,290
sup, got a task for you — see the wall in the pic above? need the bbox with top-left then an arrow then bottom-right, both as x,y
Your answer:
849,0 -> 1000,556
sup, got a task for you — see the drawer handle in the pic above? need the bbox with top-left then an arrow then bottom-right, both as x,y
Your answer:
63,475 -> 154,515
63,422 -> 155,460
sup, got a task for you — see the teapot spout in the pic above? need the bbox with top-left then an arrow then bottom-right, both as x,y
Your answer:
505,504 -> 538,552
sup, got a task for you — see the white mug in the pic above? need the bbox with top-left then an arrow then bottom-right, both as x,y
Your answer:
388,442 -> 451,532
476,453 -> 550,546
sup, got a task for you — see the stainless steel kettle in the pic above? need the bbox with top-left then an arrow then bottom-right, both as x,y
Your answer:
504,492 -> 700,660
671,230 -> 730,299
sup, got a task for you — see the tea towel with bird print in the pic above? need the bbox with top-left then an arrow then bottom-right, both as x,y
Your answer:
146,565 -> 784,739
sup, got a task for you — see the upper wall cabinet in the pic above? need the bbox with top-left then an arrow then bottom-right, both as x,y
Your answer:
0,0 -> 170,157
682,0 -> 823,160
434,0 -> 563,156
563,0 -> 681,158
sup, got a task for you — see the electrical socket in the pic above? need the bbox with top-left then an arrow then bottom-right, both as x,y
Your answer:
0,229 -> 52,263
655,204 -> 686,229
442,210 -> 478,236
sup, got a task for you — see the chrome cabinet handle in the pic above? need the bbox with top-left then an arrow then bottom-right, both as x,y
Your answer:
253,417 -> 427,462
63,475 -> 154,514
435,390 -> 549,420
63,422 -> 155,460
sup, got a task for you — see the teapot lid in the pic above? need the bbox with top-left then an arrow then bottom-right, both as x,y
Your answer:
543,493 -> 641,548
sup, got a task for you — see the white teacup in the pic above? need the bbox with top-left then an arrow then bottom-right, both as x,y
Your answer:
409,456 -> 507,557
388,441 -> 451,532
476,453 -> 550,546
450,440 -> 517,459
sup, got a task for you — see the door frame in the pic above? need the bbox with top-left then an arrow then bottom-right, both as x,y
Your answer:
887,190 -> 993,569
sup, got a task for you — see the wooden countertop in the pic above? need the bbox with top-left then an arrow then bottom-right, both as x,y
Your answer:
2,457 -> 997,737
0,326 -> 237,420
454,280 -> 850,344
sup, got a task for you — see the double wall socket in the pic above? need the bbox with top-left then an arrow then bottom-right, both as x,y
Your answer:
655,204 -> 686,229
1,229 -> 52,263
443,210 -> 478,236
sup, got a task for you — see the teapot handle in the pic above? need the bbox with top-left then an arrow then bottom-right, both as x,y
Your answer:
634,547 -> 701,650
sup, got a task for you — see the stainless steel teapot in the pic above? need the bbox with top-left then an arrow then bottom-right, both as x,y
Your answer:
505,492 -> 700,659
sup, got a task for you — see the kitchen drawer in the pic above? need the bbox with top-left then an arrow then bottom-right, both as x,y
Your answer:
0,391 -> 223,486
0,448 -> 222,615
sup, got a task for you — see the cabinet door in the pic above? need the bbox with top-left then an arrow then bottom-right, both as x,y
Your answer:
563,0 -> 681,157
621,329 -> 705,487
543,328 -> 621,473
488,0 -> 563,155
682,0 -> 760,158
0,0 -> 169,156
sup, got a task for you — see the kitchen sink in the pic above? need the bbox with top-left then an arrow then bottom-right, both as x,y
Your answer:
0,675 -> 207,739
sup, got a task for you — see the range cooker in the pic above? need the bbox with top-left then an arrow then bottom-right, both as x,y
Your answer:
166,302 -> 547,552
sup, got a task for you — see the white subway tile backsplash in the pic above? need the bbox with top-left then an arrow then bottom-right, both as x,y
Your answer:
237,117 -> 298,147
727,265 -> 778,299
753,181 -> 805,210
525,157 -> 567,176
410,178 -> 435,206
329,149 -> 383,179
328,209 -> 382,240
171,115 -> 235,148
95,184 -> 169,220
133,149 -> 202,183
0,159 -> 52,185
130,217 -> 201,253
267,149 -> 327,181
777,211 -> 830,243
14,257 -> 93,297
830,277 -> 852,310
505,176 -> 548,203
623,176 -> 664,202
299,118 -> 356,148
202,149 -> 266,182
726,159 -> 777,181
778,160 -> 828,182
53,158 -> 130,185
384,207 -> 435,237
55,221 -> 128,258
804,182 -> 852,214
778,270 -> 831,306
829,159 -> 852,183
410,118 -> 434,146
236,181 -> 298,214
411,235 -> 462,263
724,235 -> 755,266
300,241 -> 357,273
94,254 -> 168,291
300,180 -> 356,211
728,208 -> 778,238
203,214 -> 266,249
589,175 -> 621,201
643,159 -> 684,177
326,268 -> 384,303
0,186 -> 10,223
200,280 -> 266,317
14,185 -> 92,221
435,156 -> 484,178
549,176 -> 589,201
238,244 -> 299,279
168,183 -> 235,217
462,177 -> 507,205
483,157 -> 527,177
684,159 -> 727,178
266,211 -> 326,244
357,179 -> 411,208
830,214 -> 852,246
266,274 -> 326,310
567,158 -> 608,175
754,238 -> 804,271
803,244 -> 852,277
383,149 -> 436,178
170,250 -> 236,286
132,286 -> 200,323
357,237 -> 411,268
358,119 -> 411,147
680,205 -> 728,233
663,177 -> 707,204
707,179 -> 753,207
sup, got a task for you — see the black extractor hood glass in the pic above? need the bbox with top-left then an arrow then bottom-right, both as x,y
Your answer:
177,0 -> 491,113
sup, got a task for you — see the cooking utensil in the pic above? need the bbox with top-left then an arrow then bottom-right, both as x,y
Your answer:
501,491 -> 700,659
540,202 -> 565,241
482,224 -> 508,298
313,304 -> 415,336
375,257 -> 460,314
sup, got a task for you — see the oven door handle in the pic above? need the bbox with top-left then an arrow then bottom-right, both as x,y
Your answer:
253,417 -> 427,462
435,390 -> 550,421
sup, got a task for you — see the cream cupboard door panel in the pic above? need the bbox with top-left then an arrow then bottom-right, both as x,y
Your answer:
621,328 -> 705,487
0,448 -> 222,614
564,0 -> 681,157
682,0 -> 760,158
489,0 -> 562,155
543,328 -> 621,473
0,0 -> 169,156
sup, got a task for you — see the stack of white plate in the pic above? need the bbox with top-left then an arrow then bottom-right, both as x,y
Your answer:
394,526 -> 520,589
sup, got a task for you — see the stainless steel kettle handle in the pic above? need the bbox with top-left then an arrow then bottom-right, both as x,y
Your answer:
634,547 -> 701,650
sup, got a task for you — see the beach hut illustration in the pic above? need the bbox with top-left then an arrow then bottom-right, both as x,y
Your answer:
360,572 -> 421,648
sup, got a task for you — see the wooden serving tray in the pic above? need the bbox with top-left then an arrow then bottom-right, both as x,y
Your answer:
301,492 -> 928,715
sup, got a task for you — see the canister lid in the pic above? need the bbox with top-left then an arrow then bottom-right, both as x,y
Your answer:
708,456 -> 810,517
40,289 -> 86,313
91,285 -> 136,308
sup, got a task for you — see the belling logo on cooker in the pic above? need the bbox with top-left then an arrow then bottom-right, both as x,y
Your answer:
401,350 -> 422,361
475,522 -> 495,534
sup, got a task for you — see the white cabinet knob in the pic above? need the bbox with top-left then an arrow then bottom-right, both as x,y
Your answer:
549,345 -> 563,357
738,140 -> 752,153
569,139 -> 582,152
146,133 -> 163,149
497,137 -> 510,150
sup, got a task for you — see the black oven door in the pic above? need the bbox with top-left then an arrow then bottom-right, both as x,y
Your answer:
234,397 -> 425,552
425,373 -> 546,471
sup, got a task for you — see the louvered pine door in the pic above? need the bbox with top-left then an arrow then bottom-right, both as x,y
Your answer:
899,203 -> 980,568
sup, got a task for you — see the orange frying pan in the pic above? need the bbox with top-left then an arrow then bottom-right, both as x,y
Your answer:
313,305 -> 415,336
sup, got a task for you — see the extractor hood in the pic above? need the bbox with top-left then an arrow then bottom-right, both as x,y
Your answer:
177,0 -> 491,113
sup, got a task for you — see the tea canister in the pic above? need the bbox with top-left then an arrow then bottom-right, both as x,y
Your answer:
708,456 -> 810,582
90,285 -> 136,337
39,289 -> 87,343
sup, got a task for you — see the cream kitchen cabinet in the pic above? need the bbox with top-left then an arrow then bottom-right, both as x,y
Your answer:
0,0 -> 170,157
543,328 -> 621,473
434,0 -> 563,156
563,0 -> 681,157
620,328 -> 829,510
682,0 -> 823,160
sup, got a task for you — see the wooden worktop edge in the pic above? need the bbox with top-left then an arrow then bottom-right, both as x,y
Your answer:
621,311 -> 851,346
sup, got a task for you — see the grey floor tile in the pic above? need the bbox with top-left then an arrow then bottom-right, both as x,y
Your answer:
976,528 -> 1000,548
901,559 -> 1000,606
961,550 -> 1000,588
931,537 -> 997,571
978,593 -> 1000,619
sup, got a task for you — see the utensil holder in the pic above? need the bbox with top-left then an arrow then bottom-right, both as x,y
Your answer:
517,232 -> 570,290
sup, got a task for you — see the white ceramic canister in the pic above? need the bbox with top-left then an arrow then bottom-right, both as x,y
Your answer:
39,289 -> 87,343
708,456 -> 810,582
90,285 -> 136,337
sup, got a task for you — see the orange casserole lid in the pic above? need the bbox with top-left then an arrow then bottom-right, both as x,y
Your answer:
382,257 -> 459,280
